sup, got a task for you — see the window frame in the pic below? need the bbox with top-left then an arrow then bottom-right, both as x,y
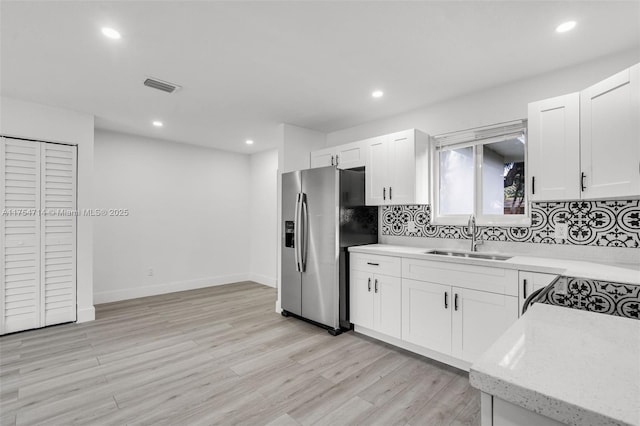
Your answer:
431,121 -> 531,227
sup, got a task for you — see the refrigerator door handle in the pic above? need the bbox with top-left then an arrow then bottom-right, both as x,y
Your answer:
294,193 -> 302,272
300,193 -> 309,272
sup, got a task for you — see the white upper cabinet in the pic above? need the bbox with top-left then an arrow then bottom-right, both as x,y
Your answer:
527,63 -> 640,201
365,129 -> 430,206
310,140 -> 367,170
580,64 -> 640,199
365,135 -> 389,205
310,148 -> 335,168
528,93 -> 581,201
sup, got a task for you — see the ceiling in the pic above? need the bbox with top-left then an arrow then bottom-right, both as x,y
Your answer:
1,1 -> 638,153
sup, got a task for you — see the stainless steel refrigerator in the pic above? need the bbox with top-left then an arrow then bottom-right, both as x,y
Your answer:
281,166 -> 377,335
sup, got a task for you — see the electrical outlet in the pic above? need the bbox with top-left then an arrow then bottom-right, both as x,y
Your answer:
554,222 -> 568,240
146,268 -> 154,277
555,278 -> 568,295
407,221 -> 417,233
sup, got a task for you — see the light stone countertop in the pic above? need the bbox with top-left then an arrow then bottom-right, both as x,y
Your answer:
469,304 -> 640,426
348,244 -> 640,285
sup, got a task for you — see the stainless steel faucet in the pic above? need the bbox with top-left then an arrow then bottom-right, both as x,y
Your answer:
468,215 -> 483,252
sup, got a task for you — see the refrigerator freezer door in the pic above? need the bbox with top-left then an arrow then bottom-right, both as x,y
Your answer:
300,167 -> 339,329
281,171 -> 302,316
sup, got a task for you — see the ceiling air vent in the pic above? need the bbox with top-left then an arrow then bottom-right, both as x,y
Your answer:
143,77 -> 181,93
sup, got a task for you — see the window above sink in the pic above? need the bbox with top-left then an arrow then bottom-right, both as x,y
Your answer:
432,120 -> 531,227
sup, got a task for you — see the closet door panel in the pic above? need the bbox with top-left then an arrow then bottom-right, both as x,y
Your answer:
41,144 -> 77,326
1,138 -> 42,334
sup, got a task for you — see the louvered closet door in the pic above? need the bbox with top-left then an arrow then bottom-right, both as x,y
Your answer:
40,143 -> 77,326
1,138 -> 42,334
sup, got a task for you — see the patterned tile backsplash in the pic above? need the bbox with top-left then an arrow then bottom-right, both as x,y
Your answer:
381,200 -> 640,248
539,277 -> 640,320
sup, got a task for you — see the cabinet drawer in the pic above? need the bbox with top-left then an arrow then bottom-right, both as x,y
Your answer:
351,253 -> 401,277
402,258 -> 517,296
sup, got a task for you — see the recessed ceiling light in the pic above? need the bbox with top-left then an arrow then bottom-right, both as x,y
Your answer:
556,21 -> 576,33
245,139 -> 254,145
152,121 -> 163,127
101,27 -> 121,40
372,90 -> 384,98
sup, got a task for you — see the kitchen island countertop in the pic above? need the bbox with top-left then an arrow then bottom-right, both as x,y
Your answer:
469,303 -> 640,426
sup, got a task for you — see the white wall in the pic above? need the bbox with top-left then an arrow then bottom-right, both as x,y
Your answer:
0,96 -> 95,322
326,49 -> 640,145
249,149 -> 278,287
93,129 -> 251,303
321,49 -> 640,266
278,123 -> 326,173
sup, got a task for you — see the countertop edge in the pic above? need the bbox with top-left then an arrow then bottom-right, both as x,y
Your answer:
348,244 -> 640,284
469,368 -> 633,426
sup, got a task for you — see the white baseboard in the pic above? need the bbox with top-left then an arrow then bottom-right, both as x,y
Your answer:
248,273 -> 276,288
93,274 -> 250,304
77,305 -> 95,323
354,325 -> 471,372
275,300 -> 282,313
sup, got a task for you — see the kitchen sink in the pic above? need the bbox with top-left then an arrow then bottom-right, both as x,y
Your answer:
426,250 -> 512,261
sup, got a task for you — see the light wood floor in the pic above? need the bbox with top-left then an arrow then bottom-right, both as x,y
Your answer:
0,282 -> 480,426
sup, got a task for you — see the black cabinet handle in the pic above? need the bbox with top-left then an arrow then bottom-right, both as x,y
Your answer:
374,279 -> 378,293
331,156 -> 334,166
367,277 -> 371,292
581,172 -> 586,191
454,293 -> 459,311
444,291 -> 448,309
366,262 -> 379,266
523,279 -> 528,299
389,187 -> 392,200
335,155 -> 339,166
531,176 -> 535,195
383,187 -> 386,200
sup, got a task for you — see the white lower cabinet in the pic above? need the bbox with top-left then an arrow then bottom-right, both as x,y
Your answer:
350,269 -> 375,329
401,279 -> 517,364
374,274 -> 402,339
350,252 -> 529,369
485,394 -> 566,426
401,279 -> 451,354
350,268 -> 401,339
451,288 -> 518,363
518,271 -> 558,316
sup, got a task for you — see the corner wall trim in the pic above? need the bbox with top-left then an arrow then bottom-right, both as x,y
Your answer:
77,306 -> 96,323
248,273 -> 277,288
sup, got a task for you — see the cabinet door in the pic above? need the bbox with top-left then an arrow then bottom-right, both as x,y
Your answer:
451,288 -> 518,363
388,130 -> 416,205
336,141 -> 365,170
518,271 -> 558,316
373,274 -> 401,339
310,148 -> 335,168
365,136 -> 389,205
1,138 -> 42,335
528,93 -> 580,201
350,270 -> 374,329
581,64 -> 640,199
401,278 -> 451,355
41,144 -> 77,326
